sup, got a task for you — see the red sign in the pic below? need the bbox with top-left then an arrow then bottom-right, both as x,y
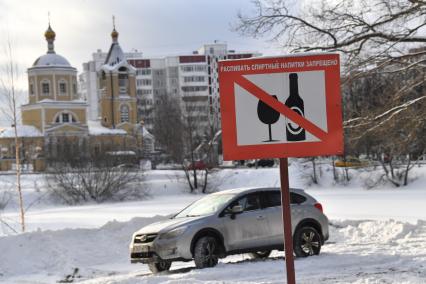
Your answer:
218,53 -> 343,160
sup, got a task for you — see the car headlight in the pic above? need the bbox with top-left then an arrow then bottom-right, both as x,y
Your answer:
159,226 -> 188,240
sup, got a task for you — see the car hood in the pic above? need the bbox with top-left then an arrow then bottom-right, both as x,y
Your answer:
135,215 -> 208,235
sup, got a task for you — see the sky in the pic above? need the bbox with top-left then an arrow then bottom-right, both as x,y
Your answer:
0,0 -> 282,77
0,0 -> 288,127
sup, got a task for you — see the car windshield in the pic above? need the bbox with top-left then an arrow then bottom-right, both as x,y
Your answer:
174,194 -> 236,218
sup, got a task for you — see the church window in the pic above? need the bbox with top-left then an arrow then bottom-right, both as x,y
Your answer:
59,81 -> 67,95
120,105 -> 130,123
118,71 -> 128,94
119,75 -> 128,86
42,81 -> 50,95
54,112 -> 78,123
29,83 -> 34,95
62,113 -> 69,123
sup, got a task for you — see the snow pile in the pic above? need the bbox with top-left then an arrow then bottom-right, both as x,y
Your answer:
1,217 -> 425,283
331,219 -> 417,244
0,216 -> 166,280
87,120 -> 127,135
38,98 -> 86,104
2,166 -> 426,235
0,125 -> 43,138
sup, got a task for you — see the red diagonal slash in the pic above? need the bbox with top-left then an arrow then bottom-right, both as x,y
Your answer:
234,75 -> 328,141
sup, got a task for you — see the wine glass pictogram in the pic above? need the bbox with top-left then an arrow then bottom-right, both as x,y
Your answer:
257,95 -> 280,142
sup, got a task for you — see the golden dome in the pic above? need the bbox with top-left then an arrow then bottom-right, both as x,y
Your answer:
111,28 -> 119,39
45,25 -> 56,40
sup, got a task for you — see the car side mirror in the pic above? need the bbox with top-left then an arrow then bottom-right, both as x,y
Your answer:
230,205 -> 243,219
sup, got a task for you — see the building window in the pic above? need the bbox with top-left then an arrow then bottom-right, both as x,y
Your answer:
137,69 -> 151,76
29,83 -> 34,95
59,81 -> 67,95
183,76 -> 205,83
180,65 -> 206,72
142,79 -> 151,86
181,86 -> 208,92
119,73 -> 128,87
136,79 -> 152,86
55,112 -> 77,123
120,105 -> 130,123
41,81 -> 50,95
62,113 -> 69,123
73,83 -> 77,94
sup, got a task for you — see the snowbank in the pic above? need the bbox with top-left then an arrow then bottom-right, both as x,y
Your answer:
0,216 -> 166,282
0,125 -> 43,138
1,217 -> 425,283
2,166 -> 426,235
87,121 -> 127,135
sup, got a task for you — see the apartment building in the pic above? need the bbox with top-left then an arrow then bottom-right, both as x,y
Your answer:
80,43 -> 260,135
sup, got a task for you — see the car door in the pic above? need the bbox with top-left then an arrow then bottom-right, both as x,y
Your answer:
260,190 -> 283,245
222,193 -> 270,251
260,191 -> 307,245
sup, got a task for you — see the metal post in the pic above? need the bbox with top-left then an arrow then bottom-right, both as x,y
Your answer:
280,158 -> 296,284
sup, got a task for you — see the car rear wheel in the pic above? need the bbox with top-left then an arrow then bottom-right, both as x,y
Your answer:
148,259 -> 172,273
248,250 -> 271,259
293,226 -> 321,257
194,236 -> 219,269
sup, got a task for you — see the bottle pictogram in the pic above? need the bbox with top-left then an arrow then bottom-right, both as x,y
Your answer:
285,73 -> 306,141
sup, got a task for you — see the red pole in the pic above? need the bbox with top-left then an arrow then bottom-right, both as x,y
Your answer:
280,158 -> 296,284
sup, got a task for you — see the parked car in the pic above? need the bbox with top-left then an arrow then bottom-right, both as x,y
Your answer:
129,187 -> 329,273
247,159 -> 275,168
335,157 -> 369,168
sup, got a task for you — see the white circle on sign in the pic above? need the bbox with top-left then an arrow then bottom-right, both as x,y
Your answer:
287,106 -> 304,135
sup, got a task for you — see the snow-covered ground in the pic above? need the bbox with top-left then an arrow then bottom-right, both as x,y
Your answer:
1,161 -> 426,283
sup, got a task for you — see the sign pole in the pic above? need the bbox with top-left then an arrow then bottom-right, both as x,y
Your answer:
280,158 -> 296,284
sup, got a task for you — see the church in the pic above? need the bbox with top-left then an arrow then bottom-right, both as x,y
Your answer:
0,23 -> 145,171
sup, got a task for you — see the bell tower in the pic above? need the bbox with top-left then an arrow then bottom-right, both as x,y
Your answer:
99,17 -> 137,133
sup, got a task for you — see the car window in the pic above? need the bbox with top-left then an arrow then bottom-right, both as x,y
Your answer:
174,193 -> 236,218
262,191 -> 281,208
260,191 -> 307,208
290,192 -> 307,204
243,194 -> 261,211
226,193 -> 261,213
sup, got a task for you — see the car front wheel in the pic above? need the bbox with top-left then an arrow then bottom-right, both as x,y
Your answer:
148,259 -> 172,273
293,226 -> 321,257
194,236 -> 219,269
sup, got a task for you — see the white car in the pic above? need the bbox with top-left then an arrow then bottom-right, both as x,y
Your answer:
130,187 -> 329,273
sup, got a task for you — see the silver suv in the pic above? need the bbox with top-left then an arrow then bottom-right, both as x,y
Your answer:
129,187 -> 329,273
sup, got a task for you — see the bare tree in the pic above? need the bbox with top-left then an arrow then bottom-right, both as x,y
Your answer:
236,0 -> 426,186
0,40 -> 25,232
236,0 -> 426,66
45,141 -> 146,204
153,95 -> 185,163
181,100 -> 222,193
236,0 -> 426,124
153,94 -> 216,193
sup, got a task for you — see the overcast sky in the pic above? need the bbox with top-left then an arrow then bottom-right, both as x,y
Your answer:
0,0 -> 282,76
